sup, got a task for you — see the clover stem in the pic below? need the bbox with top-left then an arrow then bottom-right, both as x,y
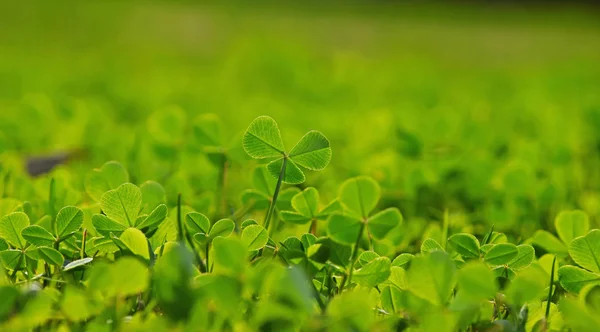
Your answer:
216,155 -> 228,218
177,194 -> 207,273
339,221 -> 366,293
309,218 -> 317,235
205,242 -> 211,272
545,256 -> 557,320
264,156 -> 287,233
49,177 -> 56,233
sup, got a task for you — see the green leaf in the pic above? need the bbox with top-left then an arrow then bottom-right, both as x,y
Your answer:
193,233 -> 208,245
507,244 -> 535,271
560,296 -> 600,332
140,181 -> 167,213
0,286 -> 19,319
212,237 -> 246,276
88,257 -> 149,297
380,285 -> 404,314
484,243 -> 518,266
531,230 -> 568,256
147,106 -> 186,145
92,214 -> 127,238
241,225 -> 269,251
267,158 -> 305,185
185,212 -> 210,234
84,161 -> 129,202
0,212 -> 29,248
357,251 -> 380,268
559,265 -> 600,294
421,238 -> 444,254
0,238 -> 8,251
21,225 -> 55,247
327,213 -> 362,245
505,267 -> 547,305
327,289 -> 376,331
61,287 -> 98,322
208,219 -> 235,240
240,219 -> 258,228
352,257 -> 392,287
192,113 -> 222,148
37,246 -> 64,266
288,130 -> 332,171
392,253 -> 414,268
101,183 -> 142,227
339,176 -> 380,219
242,116 -> 285,159
569,230 -> 600,273
55,206 -> 83,239
387,266 -> 407,290
448,233 -> 480,259
252,166 -> 275,196
555,210 -> 590,245
90,237 -> 119,255
317,199 -> 342,219
120,228 -> 150,260
291,187 -> 319,218
136,204 -> 168,230
367,208 -> 402,240
280,211 -> 311,224
63,257 -> 93,271
240,190 -> 270,210
353,257 -> 391,288
458,261 -> 497,301
0,250 -> 24,270
407,251 -> 457,306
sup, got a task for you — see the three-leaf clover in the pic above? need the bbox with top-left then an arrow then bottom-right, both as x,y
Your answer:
327,176 -> 402,246
558,229 -> 600,293
91,183 -> 168,258
242,116 -> 332,185
280,187 -> 341,234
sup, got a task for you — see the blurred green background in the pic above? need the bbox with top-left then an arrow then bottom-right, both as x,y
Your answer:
1,1 -> 600,243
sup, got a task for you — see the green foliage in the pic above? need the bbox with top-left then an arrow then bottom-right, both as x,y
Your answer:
0,53 -> 599,331
242,116 -> 331,185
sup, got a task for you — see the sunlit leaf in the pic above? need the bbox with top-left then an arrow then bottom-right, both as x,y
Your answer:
101,183 -> 142,227
368,208 -> 402,240
241,225 -> 269,251
84,161 -> 129,202
448,233 -> 480,259
484,243 -> 518,266
353,257 -> 391,288
327,213 -> 362,245
120,228 -> 150,260
569,230 -> 600,273
55,206 -> 84,239
338,176 -> 380,219
21,225 -> 55,247
288,130 -> 332,171
242,116 -> 285,159
0,212 -> 29,248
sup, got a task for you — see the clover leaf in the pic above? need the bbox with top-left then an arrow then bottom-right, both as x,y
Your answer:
242,116 -> 331,184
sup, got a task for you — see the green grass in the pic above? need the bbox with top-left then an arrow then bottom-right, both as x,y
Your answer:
1,1 -> 600,330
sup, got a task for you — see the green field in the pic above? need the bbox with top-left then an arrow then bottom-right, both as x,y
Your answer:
1,1 -> 600,331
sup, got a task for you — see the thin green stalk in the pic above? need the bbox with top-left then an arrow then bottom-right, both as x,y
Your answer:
80,228 -> 88,259
442,209 -> 449,250
545,256 -> 557,320
263,156 -> 287,232
309,218 -> 317,235
205,242 -> 210,272
216,156 -> 229,218
177,194 -> 207,273
49,178 -> 56,232
338,221 -> 366,293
